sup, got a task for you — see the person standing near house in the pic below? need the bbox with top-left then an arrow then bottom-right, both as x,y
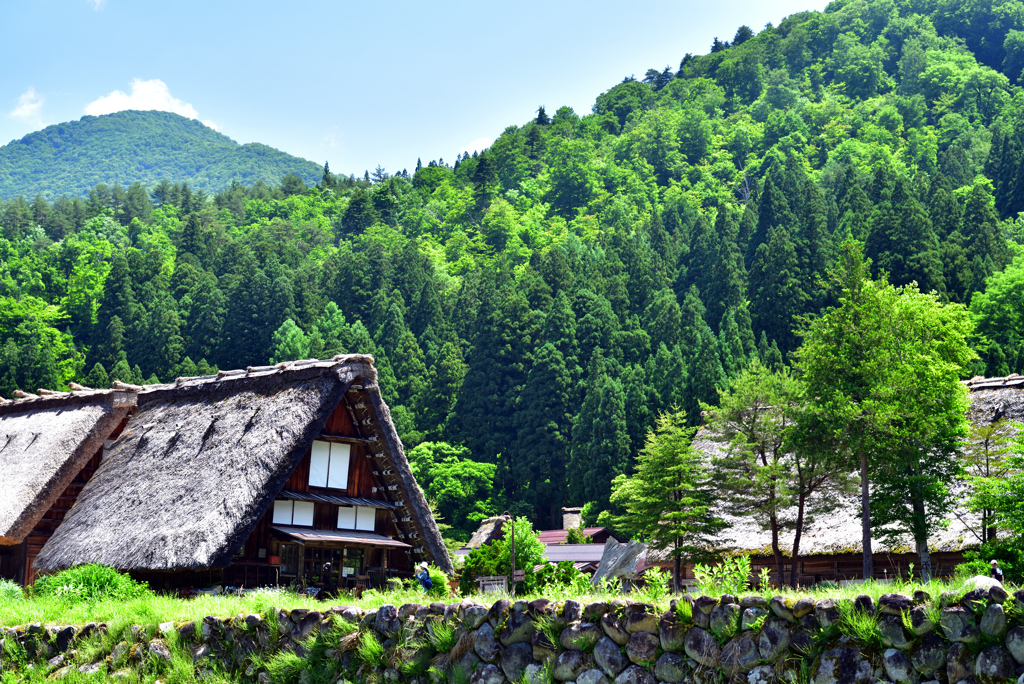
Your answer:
991,559 -> 1005,583
416,562 -> 433,591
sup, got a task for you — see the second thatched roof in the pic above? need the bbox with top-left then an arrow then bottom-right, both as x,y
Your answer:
651,375 -> 1024,562
35,355 -> 452,573
0,388 -> 135,545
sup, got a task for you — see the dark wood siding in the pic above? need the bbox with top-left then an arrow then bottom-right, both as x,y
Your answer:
236,395 -> 413,586
283,399 -> 373,496
652,551 -> 969,585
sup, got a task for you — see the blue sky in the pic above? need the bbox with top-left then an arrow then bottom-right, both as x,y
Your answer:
3,0 -> 830,178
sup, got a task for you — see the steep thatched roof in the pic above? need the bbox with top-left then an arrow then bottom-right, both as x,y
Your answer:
652,377 -> 1023,562
35,355 -> 453,573
0,388 -> 135,545
965,374 -> 1024,423
463,515 -> 509,550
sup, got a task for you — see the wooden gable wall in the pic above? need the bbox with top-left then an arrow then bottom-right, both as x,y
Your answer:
238,394 -> 406,572
18,416 -> 130,585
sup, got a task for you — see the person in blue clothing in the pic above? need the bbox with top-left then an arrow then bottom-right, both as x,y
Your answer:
416,562 -> 432,591
991,559 -> 1005,583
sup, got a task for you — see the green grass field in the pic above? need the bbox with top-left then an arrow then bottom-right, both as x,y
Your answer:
1,570 -> 1007,629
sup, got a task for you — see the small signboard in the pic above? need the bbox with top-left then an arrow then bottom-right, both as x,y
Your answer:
476,576 -> 508,593
268,555 -> 281,565
513,570 -> 526,582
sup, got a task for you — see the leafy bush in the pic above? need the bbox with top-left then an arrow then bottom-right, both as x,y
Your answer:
425,564 -> 451,598
693,555 -> 751,596
32,564 -> 151,603
460,517 -> 546,594
530,561 -> 591,594
0,578 -> 23,601
565,525 -> 592,544
957,540 -> 1023,583
460,543 -> 503,594
635,568 -> 670,604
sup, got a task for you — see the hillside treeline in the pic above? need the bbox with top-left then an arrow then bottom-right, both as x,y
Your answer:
0,110 -> 323,199
3,0 -> 1024,536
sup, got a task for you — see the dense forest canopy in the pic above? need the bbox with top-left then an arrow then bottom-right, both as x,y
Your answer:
4,0 -> 1024,540
0,110 -> 323,199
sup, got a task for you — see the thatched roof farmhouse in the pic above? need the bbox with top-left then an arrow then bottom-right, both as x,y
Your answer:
648,374 -> 1024,584
0,385 -> 136,584
35,355 -> 452,591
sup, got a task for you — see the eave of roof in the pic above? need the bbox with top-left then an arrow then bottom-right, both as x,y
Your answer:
543,544 -> 607,562
279,490 -> 398,509
271,525 -> 412,548
538,527 -> 611,543
965,374 -> 1024,391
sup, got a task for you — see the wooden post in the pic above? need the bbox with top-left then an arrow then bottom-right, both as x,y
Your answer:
504,511 -> 515,595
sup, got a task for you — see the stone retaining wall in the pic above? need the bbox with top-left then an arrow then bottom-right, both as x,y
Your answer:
4,586 -> 1024,683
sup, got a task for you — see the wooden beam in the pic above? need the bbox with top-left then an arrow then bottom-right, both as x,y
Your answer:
318,433 -> 376,445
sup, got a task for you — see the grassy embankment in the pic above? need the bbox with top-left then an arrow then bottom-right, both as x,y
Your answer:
1,572 -> 1007,628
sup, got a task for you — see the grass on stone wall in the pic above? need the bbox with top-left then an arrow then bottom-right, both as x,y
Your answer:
0,565 -> 1013,631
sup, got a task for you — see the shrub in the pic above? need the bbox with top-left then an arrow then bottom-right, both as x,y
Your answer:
530,561 -> 591,594
565,525 -> 592,544
693,555 -> 752,596
636,568 -> 670,603
32,564 -> 151,603
0,578 -> 23,601
426,564 -> 450,599
460,517 -> 546,594
957,540 -> 1023,583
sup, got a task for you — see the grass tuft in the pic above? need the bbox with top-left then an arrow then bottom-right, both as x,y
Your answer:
357,630 -> 386,669
427,619 -> 459,653
837,600 -> 884,652
674,598 -> 693,624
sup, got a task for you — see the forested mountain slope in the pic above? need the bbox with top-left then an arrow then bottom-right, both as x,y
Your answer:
3,0 -> 1024,536
0,110 -> 322,198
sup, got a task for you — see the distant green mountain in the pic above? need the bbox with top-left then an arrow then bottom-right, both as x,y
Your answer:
0,110 -> 322,199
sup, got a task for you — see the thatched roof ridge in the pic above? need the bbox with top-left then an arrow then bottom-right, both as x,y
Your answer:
0,388 -> 135,545
35,355 -> 453,573
0,385 -> 133,417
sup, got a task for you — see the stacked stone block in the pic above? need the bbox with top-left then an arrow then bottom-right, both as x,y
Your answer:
3,587 -> 1024,683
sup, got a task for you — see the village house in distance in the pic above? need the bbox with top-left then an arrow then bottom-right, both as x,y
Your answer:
0,385 -> 136,586
647,374 -> 1024,585
34,355 -> 452,592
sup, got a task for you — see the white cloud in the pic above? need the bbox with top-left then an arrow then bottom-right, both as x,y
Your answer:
201,120 -> 220,131
91,0 -> 106,9
459,136 -> 494,155
11,87 -> 44,123
85,79 -> 215,129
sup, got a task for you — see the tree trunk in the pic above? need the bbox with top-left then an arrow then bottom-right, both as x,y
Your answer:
910,479 -> 932,583
861,451 -> 873,580
770,515 -> 784,588
790,492 -> 806,589
915,538 -> 932,584
673,555 -> 682,594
